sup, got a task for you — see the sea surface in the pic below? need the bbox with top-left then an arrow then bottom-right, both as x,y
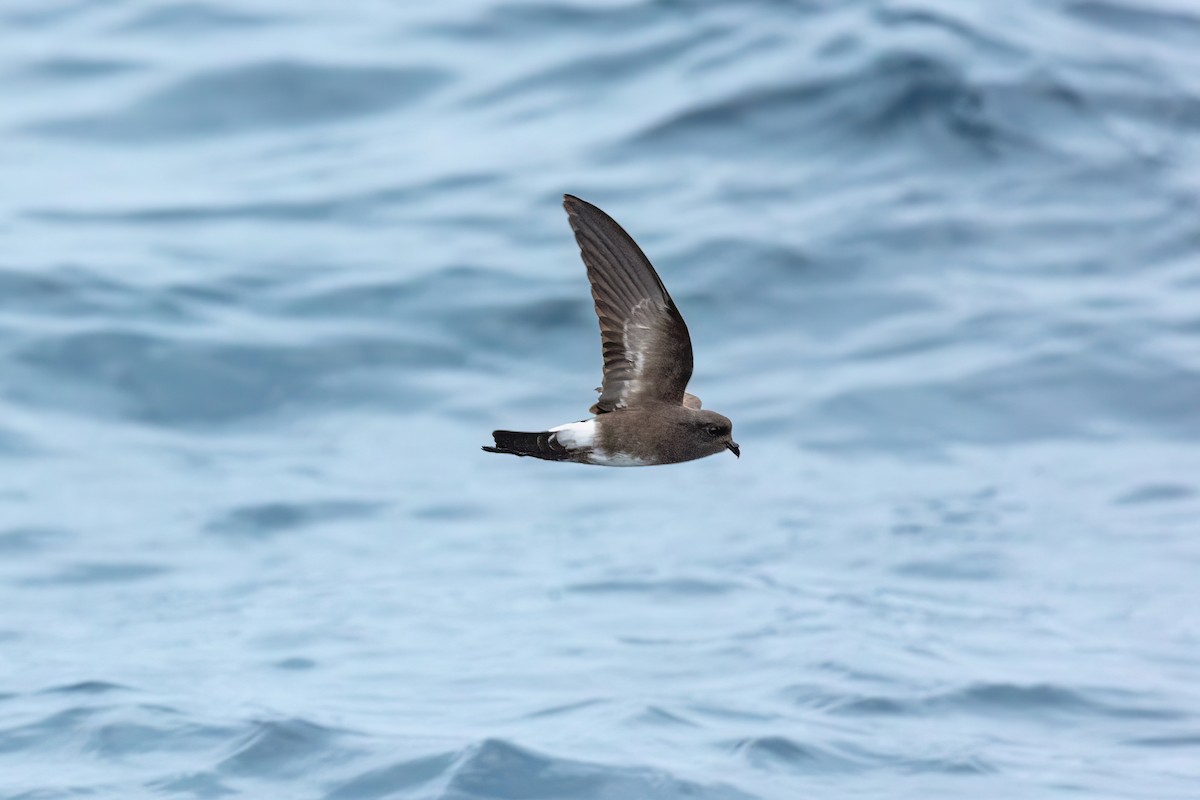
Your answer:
2,1 -> 1199,798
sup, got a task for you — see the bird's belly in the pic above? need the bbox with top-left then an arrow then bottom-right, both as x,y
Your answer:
586,449 -> 650,467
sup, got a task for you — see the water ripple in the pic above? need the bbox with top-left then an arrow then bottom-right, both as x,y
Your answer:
12,330 -> 459,424
205,500 -> 385,538
29,61 -> 449,143
442,739 -> 755,800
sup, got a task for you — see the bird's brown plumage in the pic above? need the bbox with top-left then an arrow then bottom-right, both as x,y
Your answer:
562,194 -> 695,414
482,195 -> 737,465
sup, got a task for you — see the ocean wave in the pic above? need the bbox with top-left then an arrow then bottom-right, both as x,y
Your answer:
29,61 -> 450,143
2,1 -> 1199,798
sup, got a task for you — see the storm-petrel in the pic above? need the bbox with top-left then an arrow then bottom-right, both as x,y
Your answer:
482,195 -> 738,466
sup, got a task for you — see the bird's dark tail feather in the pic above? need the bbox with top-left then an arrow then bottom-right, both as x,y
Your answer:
482,430 -> 572,461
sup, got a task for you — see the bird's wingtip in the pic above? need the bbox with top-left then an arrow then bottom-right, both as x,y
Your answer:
562,193 -> 595,215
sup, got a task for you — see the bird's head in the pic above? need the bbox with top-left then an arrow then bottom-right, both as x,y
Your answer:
687,410 -> 739,459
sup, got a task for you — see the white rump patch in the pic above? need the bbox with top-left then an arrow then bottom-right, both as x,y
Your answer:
550,419 -> 649,466
549,419 -> 595,449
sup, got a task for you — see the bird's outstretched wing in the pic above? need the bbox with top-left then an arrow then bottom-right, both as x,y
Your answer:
563,194 -> 693,414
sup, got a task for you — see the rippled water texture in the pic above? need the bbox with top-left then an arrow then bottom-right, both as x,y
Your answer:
2,1 -> 1200,798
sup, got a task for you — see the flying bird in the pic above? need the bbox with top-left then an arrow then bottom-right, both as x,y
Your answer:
482,195 -> 738,466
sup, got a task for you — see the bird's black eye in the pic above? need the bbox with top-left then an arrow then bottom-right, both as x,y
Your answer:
706,425 -> 721,436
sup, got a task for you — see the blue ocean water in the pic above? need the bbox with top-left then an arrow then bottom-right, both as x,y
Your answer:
2,0 -> 1199,797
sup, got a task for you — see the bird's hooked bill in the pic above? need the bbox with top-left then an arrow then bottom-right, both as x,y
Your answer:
727,441 -> 740,458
